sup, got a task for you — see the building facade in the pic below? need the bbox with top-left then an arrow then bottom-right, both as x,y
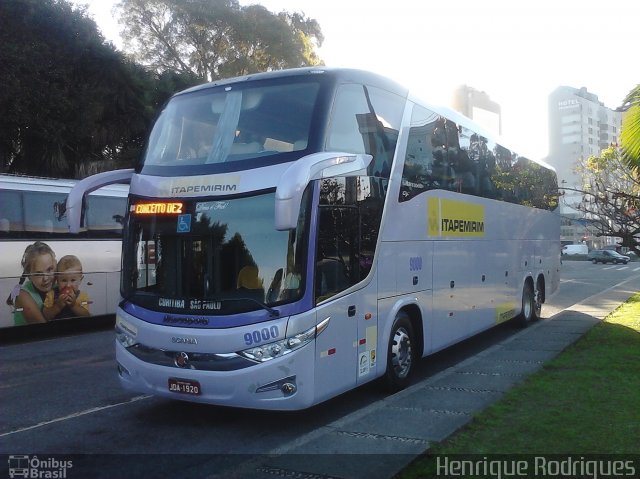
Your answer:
547,86 -> 624,248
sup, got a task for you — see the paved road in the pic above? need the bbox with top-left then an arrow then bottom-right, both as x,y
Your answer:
1,261 -> 639,478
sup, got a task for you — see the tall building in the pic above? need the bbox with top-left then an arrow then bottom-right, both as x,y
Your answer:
547,86 -> 624,246
451,85 -> 502,135
548,86 -> 623,189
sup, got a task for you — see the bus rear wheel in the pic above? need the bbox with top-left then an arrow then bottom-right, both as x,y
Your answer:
516,281 -> 540,327
384,312 -> 415,392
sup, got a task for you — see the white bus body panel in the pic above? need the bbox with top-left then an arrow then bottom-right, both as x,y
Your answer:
377,187 -> 560,356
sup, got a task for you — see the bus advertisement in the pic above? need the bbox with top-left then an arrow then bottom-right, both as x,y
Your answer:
1,175 -> 128,330
67,68 -> 560,410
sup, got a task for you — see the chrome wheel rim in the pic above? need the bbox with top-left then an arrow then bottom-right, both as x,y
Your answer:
390,327 -> 412,378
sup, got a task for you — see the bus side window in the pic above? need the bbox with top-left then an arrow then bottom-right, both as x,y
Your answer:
326,84 -> 367,155
399,105 -> 439,202
0,190 -> 24,237
444,120 -> 475,193
316,177 -> 386,303
326,84 -> 403,179
458,126 -> 497,197
86,195 -> 127,238
315,206 -> 357,302
23,191 -> 68,236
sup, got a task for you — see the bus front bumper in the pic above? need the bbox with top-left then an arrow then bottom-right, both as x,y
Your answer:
115,340 -> 317,410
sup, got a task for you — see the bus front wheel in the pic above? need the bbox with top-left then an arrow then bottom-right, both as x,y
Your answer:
384,312 -> 415,392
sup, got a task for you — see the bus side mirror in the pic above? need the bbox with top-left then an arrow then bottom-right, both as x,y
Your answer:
274,152 -> 372,230
67,169 -> 134,233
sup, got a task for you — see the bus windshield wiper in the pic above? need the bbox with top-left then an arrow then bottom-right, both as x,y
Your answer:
229,297 -> 280,317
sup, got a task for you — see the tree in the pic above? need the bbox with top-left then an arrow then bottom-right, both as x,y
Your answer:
0,0 -> 156,177
569,146 -> 640,254
620,85 -> 640,168
116,0 -> 324,82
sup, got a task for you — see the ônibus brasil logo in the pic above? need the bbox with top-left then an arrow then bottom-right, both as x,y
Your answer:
8,455 -> 72,478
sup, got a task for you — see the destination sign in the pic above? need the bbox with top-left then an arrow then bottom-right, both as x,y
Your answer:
133,202 -> 184,215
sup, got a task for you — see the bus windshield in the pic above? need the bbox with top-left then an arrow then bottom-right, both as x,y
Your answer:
122,191 -> 309,316
143,81 -> 320,169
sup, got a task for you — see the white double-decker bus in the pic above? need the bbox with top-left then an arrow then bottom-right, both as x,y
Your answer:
68,68 -> 560,410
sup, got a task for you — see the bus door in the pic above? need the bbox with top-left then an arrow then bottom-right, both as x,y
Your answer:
313,277 -> 379,399
312,176 -> 385,397
312,198 -> 380,399
313,205 -> 359,400
314,291 -> 359,401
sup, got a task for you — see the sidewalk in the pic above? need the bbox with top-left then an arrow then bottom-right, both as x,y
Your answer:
219,274 -> 640,479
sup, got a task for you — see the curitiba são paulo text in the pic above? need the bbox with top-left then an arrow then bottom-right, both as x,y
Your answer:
437,456 -> 636,479
441,218 -> 484,233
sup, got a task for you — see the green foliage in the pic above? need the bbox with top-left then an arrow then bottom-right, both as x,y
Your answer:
0,0 -> 201,178
620,85 -> 640,168
0,0 -> 139,176
0,0 -> 322,178
116,0 -> 324,81
572,146 -> 640,254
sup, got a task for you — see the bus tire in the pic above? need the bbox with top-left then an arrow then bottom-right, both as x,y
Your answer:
384,312 -> 415,392
516,281 -> 540,327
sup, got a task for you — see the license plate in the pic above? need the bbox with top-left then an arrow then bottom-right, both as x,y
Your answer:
168,378 -> 201,396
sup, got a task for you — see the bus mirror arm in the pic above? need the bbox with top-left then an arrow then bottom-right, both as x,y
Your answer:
67,169 -> 134,233
274,152 -> 372,230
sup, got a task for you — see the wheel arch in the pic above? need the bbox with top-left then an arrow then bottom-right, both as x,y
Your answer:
399,303 -> 424,360
382,301 -> 424,391
377,297 -> 427,376
522,274 -> 535,296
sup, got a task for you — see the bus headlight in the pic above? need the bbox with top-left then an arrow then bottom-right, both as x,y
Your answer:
115,315 -> 138,348
238,317 -> 330,362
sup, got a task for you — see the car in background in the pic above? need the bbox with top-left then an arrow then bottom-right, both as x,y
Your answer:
562,244 -> 588,255
587,249 -> 630,264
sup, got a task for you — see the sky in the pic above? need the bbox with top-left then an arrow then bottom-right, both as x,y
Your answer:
73,0 -> 640,160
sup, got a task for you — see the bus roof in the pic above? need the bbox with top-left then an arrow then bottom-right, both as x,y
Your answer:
176,67 -> 410,100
